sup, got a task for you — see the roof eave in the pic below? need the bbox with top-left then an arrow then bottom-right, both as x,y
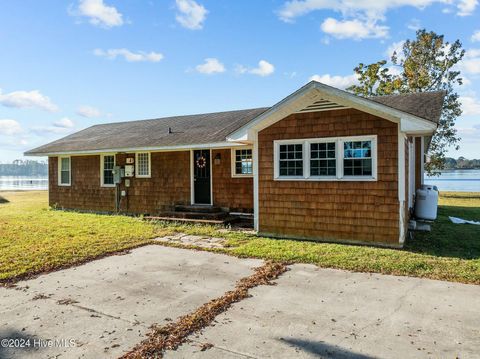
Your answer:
24,141 -> 247,157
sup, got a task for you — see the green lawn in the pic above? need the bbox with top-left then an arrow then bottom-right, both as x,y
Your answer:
0,191 -> 170,282
1,190 -> 479,285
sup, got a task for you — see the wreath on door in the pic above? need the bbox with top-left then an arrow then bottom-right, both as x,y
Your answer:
196,155 -> 207,169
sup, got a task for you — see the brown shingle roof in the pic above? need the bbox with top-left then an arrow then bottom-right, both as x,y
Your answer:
369,91 -> 445,124
25,108 -> 269,155
25,90 -> 444,156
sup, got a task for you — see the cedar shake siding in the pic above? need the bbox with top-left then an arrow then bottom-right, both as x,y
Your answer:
49,151 -> 190,214
212,149 -> 253,212
116,151 -> 191,214
258,109 -> 400,246
49,156 -> 115,211
48,149 -> 253,214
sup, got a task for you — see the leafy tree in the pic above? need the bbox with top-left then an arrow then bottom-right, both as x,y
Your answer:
347,29 -> 465,175
0,160 -> 48,176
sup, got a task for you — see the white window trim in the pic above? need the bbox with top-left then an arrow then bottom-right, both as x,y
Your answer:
231,146 -> 254,178
273,135 -> 377,181
100,154 -> 116,187
135,152 -> 151,178
58,156 -> 71,186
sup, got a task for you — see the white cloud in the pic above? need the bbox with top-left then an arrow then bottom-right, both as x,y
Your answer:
385,40 -> 405,60
460,96 -> 480,115
31,125 -> 74,135
277,1 -> 477,39
250,60 -> 275,76
407,18 -> 421,30
460,49 -> 480,75
250,60 -> 275,77
284,71 -> 298,78
277,0 -> 446,22
74,0 -> 123,28
0,89 -> 58,112
175,0 -> 208,30
309,73 -> 358,89
0,119 -> 23,135
457,0 -> 478,16
93,48 -> 164,62
77,105 -> 102,118
54,117 -> 75,128
236,60 -> 275,77
320,18 -> 388,40
472,30 -> 480,42
195,58 -> 226,74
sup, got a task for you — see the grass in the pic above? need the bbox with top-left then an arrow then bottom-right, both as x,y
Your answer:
0,191 -> 171,282
1,190 -> 479,285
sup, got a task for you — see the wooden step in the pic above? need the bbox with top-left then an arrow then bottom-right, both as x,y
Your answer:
144,216 -> 239,225
160,211 -> 227,220
174,204 -> 222,213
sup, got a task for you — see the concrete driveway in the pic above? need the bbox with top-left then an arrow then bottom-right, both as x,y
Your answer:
1,246 -> 479,359
168,264 -> 480,359
0,245 -> 262,359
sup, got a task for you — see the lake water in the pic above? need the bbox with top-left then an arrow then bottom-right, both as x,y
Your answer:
0,176 -> 48,191
425,169 -> 480,192
0,170 -> 479,192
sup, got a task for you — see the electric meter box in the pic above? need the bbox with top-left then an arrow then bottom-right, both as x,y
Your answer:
112,166 -> 123,184
124,165 -> 135,177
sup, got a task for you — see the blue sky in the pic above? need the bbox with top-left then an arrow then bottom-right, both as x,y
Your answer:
0,0 -> 479,162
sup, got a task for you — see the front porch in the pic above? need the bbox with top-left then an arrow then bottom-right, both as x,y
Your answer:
144,203 -> 254,227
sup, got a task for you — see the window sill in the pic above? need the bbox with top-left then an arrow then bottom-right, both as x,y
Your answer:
231,174 -> 254,178
101,184 -> 116,188
58,183 -> 71,187
274,176 -> 377,182
136,175 -> 151,178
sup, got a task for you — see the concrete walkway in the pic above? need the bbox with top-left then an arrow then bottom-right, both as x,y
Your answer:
153,233 -> 227,249
167,264 -> 480,359
0,245 -> 262,359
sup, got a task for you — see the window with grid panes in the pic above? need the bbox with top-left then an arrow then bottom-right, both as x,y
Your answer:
279,143 -> 303,177
343,140 -> 372,176
136,153 -> 150,177
310,142 -> 336,176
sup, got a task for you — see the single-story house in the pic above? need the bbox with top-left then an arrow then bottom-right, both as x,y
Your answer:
26,81 -> 444,248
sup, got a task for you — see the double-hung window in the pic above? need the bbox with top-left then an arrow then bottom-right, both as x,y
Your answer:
274,135 -> 376,181
278,143 -> 304,177
310,141 -> 336,177
136,152 -> 151,178
58,156 -> 71,186
232,148 -> 253,177
101,155 -> 115,187
343,140 -> 373,177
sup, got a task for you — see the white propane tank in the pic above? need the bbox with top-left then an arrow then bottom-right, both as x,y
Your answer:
414,185 -> 439,220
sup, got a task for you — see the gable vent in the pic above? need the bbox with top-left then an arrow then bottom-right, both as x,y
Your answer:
296,99 -> 349,113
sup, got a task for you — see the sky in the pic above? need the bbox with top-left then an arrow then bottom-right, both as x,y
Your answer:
0,0 -> 479,163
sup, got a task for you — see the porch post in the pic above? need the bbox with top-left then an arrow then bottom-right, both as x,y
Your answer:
253,130 -> 259,232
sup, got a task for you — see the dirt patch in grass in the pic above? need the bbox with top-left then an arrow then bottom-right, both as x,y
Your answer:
121,261 -> 288,359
